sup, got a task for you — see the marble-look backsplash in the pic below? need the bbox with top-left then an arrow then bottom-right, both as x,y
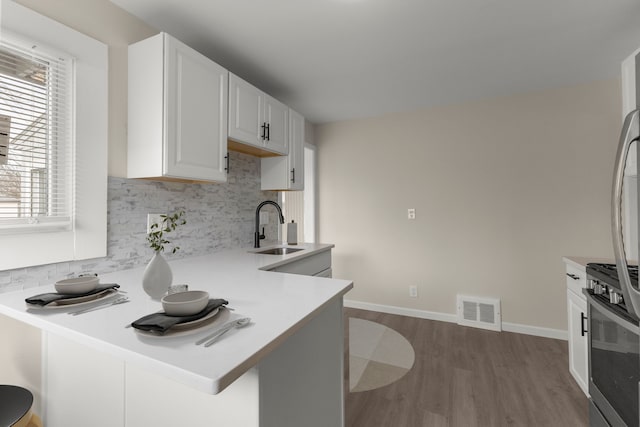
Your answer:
0,151 -> 278,292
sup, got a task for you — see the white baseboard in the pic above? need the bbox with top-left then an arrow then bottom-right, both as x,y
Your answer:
502,321 -> 567,340
343,299 -> 568,341
344,300 -> 457,323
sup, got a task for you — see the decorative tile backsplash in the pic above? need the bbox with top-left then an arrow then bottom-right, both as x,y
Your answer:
0,151 -> 278,293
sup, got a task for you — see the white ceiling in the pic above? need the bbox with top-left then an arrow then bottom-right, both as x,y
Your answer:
111,0 -> 640,124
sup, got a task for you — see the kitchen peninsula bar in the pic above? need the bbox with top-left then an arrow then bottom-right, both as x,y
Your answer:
0,244 -> 352,427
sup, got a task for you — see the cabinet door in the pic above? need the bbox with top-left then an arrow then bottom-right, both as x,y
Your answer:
263,95 -> 288,155
126,364 -> 259,427
261,109 -> 304,190
228,73 -> 264,148
164,36 -> 228,182
567,289 -> 589,396
288,109 -> 304,190
45,334 -> 125,427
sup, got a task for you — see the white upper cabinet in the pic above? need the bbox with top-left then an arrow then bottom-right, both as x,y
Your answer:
262,109 -> 304,190
229,73 -> 288,156
128,33 -> 229,182
228,75 -> 263,147
263,95 -> 289,154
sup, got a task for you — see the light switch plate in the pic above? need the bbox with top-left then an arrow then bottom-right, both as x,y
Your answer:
408,208 -> 416,220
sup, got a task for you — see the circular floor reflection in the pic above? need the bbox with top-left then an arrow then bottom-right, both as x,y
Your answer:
349,317 -> 415,392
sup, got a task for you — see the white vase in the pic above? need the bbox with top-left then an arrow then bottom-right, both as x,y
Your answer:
142,252 -> 173,299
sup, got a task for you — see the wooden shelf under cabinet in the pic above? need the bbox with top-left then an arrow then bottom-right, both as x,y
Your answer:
228,139 -> 282,158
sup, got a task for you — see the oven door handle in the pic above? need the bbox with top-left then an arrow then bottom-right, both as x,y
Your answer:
611,108 -> 640,317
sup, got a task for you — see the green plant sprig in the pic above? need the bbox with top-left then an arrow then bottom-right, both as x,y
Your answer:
147,210 -> 186,254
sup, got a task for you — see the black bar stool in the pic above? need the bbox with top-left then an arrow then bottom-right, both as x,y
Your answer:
0,385 -> 42,427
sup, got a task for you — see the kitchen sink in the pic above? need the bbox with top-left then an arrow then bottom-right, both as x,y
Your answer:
255,247 -> 304,255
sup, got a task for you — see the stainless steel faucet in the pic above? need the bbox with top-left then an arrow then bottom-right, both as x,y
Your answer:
254,201 -> 285,248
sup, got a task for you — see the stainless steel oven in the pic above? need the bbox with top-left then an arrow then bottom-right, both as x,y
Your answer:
600,46 -> 640,427
585,265 -> 640,426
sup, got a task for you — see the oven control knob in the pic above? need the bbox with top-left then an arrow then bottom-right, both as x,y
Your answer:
593,283 -> 605,295
588,279 -> 598,290
609,291 -> 623,304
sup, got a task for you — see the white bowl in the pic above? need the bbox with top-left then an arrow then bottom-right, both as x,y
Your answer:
161,290 -> 209,316
55,276 -> 99,295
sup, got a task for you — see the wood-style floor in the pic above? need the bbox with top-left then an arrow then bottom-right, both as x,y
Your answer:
344,308 -> 588,427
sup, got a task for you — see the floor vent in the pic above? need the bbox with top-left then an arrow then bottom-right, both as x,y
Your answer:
456,295 -> 501,331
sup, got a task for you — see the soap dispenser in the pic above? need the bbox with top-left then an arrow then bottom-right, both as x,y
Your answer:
287,220 -> 298,245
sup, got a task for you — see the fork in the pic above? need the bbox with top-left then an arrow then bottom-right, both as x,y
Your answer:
68,296 -> 129,315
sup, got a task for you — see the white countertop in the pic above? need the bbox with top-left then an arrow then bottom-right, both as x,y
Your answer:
0,243 -> 353,394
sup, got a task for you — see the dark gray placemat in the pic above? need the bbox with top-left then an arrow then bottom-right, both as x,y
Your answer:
131,298 -> 228,334
25,284 -> 120,306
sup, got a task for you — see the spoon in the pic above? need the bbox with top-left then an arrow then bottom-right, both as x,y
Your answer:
196,317 -> 251,347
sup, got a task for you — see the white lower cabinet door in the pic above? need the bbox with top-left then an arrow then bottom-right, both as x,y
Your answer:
567,289 -> 589,395
125,366 -> 259,427
44,334 -> 125,427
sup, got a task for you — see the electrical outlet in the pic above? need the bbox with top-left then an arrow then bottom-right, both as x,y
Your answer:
409,285 -> 418,298
147,213 -> 164,234
260,212 -> 269,225
408,208 -> 416,220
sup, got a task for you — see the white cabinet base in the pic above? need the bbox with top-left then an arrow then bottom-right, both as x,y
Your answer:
42,299 -> 344,427
126,365 -> 259,427
564,260 -> 589,397
259,297 -> 344,427
44,334 -> 125,427
567,288 -> 589,395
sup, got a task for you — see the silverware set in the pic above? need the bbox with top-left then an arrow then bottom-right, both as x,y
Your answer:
195,317 -> 251,347
68,296 -> 130,315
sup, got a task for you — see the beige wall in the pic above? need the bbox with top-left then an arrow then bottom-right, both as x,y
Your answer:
14,0 -> 157,177
317,79 -> 622,331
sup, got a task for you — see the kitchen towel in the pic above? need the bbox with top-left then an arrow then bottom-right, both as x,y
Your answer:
131,298 -> 228,334
25,284 -> 120,306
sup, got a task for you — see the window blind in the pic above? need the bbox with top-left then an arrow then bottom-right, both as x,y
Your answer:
0,37 -> 73,230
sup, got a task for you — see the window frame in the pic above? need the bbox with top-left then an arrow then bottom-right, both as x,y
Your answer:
0,1 -> 107,270
0,31 -> 74,231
